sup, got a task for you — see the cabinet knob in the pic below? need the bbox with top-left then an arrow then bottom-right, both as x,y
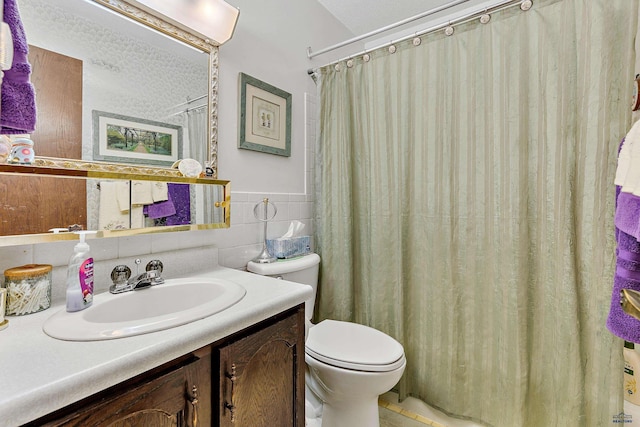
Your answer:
225,364 -> 237,423
188,384 -> 199,427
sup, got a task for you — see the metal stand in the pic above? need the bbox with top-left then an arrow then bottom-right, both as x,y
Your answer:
252,198 -> 278,263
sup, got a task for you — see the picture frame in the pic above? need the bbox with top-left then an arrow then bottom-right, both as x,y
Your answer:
238,73 -> 292,157
92,110 -> 183,166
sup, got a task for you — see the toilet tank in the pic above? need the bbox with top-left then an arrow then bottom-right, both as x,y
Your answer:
247,253 -> 320,320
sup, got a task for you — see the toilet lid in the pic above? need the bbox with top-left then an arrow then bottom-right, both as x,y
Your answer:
305,320 -> 405,372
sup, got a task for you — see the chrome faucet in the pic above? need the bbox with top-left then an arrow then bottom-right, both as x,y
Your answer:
110,259 -> 165,294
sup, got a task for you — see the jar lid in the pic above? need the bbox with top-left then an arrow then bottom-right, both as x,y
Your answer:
4,264 -> 52,278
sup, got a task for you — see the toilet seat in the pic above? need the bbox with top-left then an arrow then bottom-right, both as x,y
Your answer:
305,319 -> 405,372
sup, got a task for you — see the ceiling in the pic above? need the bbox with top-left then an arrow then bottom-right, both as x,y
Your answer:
317,0 -> 499,38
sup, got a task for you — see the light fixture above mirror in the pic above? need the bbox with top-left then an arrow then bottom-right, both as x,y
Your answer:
129,0 -> 239,46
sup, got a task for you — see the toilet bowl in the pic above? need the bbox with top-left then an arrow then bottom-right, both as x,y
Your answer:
247,253 -> 406,427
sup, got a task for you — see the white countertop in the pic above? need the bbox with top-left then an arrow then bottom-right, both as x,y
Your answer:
0,266 -> 312,427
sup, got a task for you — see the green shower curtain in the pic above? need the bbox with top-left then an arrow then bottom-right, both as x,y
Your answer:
315,0 -> 638,425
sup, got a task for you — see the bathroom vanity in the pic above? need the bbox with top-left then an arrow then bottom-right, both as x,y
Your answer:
0,266 -> 311,427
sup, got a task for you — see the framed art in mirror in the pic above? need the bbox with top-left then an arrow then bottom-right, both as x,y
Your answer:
238,73 -> 292,157
92,111 -> 183,166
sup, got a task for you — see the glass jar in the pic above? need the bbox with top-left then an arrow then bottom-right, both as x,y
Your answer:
3,264 -> 52,315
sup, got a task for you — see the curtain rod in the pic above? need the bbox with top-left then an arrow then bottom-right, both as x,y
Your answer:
307,0 -> 529,74
307,0 -> 472,59
171,94 -> 207,109
167,103 -> 207,117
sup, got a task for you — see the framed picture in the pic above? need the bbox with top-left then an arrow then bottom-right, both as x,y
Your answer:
92,111 -> 182,166
238,73 -> 292,157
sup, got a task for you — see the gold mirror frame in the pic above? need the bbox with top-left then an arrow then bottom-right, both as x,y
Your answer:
0,0 -> 230,246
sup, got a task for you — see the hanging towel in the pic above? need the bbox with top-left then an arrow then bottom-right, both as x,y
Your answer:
98,181 -> 144,230
1,0 -> 36,134
98,181 -> 130,230
151,182 -> 169,202
144,198 -> 176,220
130,181 -> 154,206
608,138 -> 640,341
615,120 -> 640,195
606,227 -> 640,342
116,181 -> 154,210
615,192 -> 640,241
165,183 -> 191,225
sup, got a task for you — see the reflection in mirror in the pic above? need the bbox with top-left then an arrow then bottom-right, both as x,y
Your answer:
0,175 -> 225,237
89,179 -> 224,231
0,175 -> 87,236
0,0 -> 229,244
21,0 -> 209,165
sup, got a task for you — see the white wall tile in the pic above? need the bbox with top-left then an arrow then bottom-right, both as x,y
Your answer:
244,202 -> 261,224
86,237 -> 119,261
118,235 -> 152,258
273,203 -> 289,222
240,222 -> 264,246
230,202 -> 245,225
210,226 -> 239,248
32,241 -> 76,267
300,202 -> 314,219
151,230 -> 201,253
288,202 -> 301,220
219,244 -> 262,269
230,192 -> 249,202
0,245 -> 34,285
246,192 -> 270,203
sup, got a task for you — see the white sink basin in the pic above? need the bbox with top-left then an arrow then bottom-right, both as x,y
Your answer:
43,277 -> 246,341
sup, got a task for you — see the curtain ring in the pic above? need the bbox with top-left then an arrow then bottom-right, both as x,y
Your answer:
520,0 -> 533,11
346,58 -> 354,68
388,44 -> 396,54
412,36 -> 421,46
480,13 -> 491,24
363,52 -> 371,62
444,24 -> 454,36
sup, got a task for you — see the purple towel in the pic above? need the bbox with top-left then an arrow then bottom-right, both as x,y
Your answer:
165,183 -> 191,226
616,192 -> 640,240
145,199 -> 177,220
607,137 -> 640,341
1,0 -> 36,134
607,228 -> 640,342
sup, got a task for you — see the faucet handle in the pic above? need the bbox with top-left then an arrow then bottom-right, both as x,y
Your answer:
146,259 -> 163,274
111,265 -> 132,286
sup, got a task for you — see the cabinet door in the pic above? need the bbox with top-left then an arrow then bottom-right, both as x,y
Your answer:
218,307 -> 305,427
33,348 -> 211,427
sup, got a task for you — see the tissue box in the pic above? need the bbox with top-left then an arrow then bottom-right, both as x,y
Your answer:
267,236 -> 311,259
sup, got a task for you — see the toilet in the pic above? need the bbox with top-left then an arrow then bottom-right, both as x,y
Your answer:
247,253 -> 406,427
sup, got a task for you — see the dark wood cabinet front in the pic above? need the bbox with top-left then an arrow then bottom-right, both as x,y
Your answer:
217,307 -> 305,427
30,347 -> 211,427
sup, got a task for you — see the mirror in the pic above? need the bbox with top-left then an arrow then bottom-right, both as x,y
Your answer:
0,175 -> 228,241
0,0 -> 229,242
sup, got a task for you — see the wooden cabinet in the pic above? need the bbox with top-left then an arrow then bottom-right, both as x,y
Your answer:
25,305 -> 304,427
29,347 -> 212,427
217,306 -> 305,427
